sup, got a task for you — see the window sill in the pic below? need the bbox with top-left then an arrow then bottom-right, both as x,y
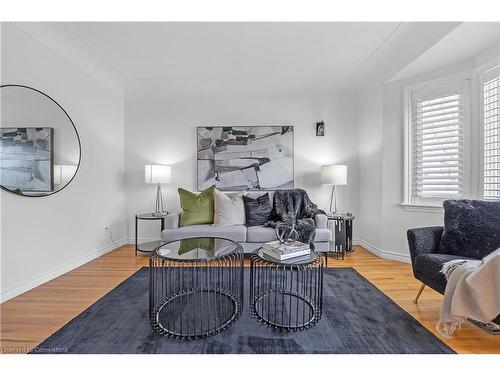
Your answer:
401,203 -> 444,213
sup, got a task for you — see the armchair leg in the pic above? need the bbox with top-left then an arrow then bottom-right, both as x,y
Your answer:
413,283 -> 426,304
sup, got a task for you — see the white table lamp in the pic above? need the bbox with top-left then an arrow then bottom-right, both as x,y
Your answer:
321,164 -> 347,214
54,164 -> 78,186
145,164 -> 172,216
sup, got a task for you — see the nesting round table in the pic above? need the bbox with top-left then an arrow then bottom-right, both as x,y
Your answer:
149,237 -> 244,339
250,248 -> 324,331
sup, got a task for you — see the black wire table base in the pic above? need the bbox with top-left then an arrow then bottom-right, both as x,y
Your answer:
250,249 -> 324,332
151,288 -> 240,339
149,242 -> 244,339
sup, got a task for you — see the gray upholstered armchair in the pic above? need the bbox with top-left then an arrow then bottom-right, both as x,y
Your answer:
407,200 -> 500,334
407,226 -> 448,297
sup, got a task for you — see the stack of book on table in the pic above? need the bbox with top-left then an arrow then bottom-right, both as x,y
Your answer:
262,240 -> 310,261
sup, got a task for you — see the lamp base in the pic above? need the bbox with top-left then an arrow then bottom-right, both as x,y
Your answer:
326,185 -> 337,214
153,183 -> 167,216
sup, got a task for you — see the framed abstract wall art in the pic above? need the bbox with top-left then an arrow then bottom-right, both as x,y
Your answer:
197,126 -> 294,191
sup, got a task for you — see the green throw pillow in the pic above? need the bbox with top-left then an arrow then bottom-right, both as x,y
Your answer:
178,185 -> 215,226
178,238 -> 215,256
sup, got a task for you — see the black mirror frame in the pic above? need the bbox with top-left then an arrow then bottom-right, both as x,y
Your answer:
0,84 -> 82,197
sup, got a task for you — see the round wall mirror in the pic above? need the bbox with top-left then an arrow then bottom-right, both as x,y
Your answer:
0,85 -> 81,196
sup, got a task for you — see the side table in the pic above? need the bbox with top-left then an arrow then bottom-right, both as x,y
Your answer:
326,213 -> 355,261
150,237 -> 244,339
135,213 -> 167,256
250,248 -> 323,331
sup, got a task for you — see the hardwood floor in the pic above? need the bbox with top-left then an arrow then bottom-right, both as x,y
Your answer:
1,245 -> 498,354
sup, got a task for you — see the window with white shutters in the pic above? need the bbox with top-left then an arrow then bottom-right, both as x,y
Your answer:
482,65 -> 500,201
406,79 -> 470,205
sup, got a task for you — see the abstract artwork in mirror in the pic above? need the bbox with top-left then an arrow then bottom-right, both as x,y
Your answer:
197,126 -> 294,191
0,127 -> 54,192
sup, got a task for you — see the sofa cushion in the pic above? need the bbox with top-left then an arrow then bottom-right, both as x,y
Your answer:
438,200 -> 500,259
414,253 -> 476,294
315,214 -> 328,229
243,193 -> 273,226
162,224 -> 246,243
247,226 -> 276,242
178,185 -> 215,227
314,228 -> 331,242
246,226 -> 331,243
164,213 -> 180,229
214,189 -> 245,226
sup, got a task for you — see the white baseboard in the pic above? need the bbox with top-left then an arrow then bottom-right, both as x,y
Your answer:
0,238 -> 128,303
354,238 -> 411,264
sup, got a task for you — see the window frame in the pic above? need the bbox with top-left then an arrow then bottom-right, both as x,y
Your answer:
477,59 -> 500,201
403,72 -> 473,210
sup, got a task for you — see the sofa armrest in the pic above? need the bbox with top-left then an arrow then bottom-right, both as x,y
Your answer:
407,226 -> 444,268
165,213 -> 180,229
315,214 -> 328,230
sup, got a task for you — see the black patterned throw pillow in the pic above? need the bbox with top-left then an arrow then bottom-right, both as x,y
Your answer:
243,193 -> 273,226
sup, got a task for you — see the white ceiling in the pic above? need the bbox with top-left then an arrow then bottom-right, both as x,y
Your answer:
389,22 -> 500,82
42,21 -> 497,97
70,22 -> 402,81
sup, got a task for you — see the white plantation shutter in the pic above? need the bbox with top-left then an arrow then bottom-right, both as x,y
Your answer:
410,80 -> 469,203
482,65 -> 500,200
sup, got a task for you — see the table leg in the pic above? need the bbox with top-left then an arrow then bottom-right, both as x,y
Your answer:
345,219 -> 354,253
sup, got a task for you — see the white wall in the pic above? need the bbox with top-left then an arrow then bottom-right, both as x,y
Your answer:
0,23 -> 127,301
356,57 -> 496,262
357,87 -> 383,251
125,88 -> 358,240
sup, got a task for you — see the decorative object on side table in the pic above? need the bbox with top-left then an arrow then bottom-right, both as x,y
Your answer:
275,222 -> 299,244
326,213 -> 355,262
261,223 -> 310,261
262,240 -> 310,261
150,237 -> 244,339
145,164 -> 171,216
250,248 -> 323,331
321,164 -> 347,215
135,213 -> 167,256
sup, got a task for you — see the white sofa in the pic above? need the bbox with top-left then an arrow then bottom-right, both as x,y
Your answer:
161,212 -> 331,253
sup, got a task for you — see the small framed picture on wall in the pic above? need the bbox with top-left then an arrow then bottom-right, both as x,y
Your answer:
316,121 -> 325,136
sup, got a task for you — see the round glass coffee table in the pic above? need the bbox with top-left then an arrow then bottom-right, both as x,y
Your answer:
250,248 -> 324,331
149,237 -> 244,339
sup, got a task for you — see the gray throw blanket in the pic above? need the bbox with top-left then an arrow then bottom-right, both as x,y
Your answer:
265,189 -> 325,249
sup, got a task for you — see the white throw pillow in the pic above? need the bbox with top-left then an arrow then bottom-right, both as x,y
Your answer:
214,189 -> 246,226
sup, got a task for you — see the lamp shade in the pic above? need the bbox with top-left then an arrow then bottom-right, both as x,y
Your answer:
54,164 -> 77,185
321,164 -> 347,185
145,164 -> 172,184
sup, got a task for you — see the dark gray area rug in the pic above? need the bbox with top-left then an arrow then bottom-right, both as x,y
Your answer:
32,267 -> 454,354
